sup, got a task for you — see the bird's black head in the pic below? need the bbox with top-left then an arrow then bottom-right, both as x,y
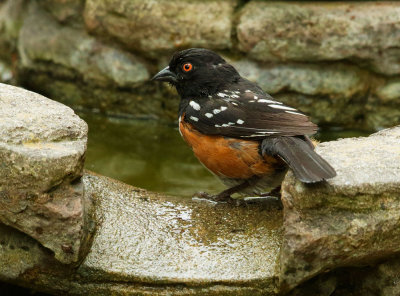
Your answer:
152,48 -> 240,98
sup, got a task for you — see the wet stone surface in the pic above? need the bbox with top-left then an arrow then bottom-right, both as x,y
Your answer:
79,173 -> 283,293
0,172 -> 284,296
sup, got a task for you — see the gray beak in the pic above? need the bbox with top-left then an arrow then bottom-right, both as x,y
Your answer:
152,66 -> 177,83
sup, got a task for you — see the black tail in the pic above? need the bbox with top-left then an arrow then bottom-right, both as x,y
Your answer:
261,136 -> 336,183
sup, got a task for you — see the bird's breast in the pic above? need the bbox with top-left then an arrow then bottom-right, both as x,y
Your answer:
179,116 -> 283,179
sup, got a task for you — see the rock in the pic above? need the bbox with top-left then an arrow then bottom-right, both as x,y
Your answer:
365,105 -> 400,131
80,174 -> 282,293
231,60 -> 369,99
0,83 -> 92,264
279,126 -> 400,292
359,257 -> 400,296
0,0 -> 26,59
237,2 -> 400,75
0,173 -> 283,295
374,78 -> 400,103
229,59 -> 372,127
83,0 -> 236,57
20,74 -> 178,120
18,2 -> 150,88
0,223 -> 55,281
37,0 -> 85,25
365,78 -> 400,130
0,60 -> 12,83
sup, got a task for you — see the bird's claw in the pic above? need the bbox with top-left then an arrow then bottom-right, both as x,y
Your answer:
192,191 -> 235,203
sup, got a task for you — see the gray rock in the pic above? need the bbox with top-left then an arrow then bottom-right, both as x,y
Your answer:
279,126 -> 400,292
37,0 -> 85,25
0,173 -> 283,295
80,174 -> 282,293
21,74 -> 178,121
237,2 -> 400,75
0,0 -> 26,58
18,2 -> 149,88
231,60 -> 369,99
229,59 -> 372,128
0,60 -> 12,83
360,258 -> 400,296
374,78 -> 400,103
0,223 -> 52,281
0,83 -> 91,264
83,0 -> 236,56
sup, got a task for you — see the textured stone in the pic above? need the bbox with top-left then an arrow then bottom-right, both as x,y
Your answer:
0,83 -> 91,264
360,258 -> 400,296
37,0 -> 85,25
0,172 -> 283,295
237,2 -> 400,75
374,78 -> 400,103
84,0 -> 236,56
18,2 -> 149,88
0,60 -> 12,83
231,59 -> 369,98
365,105 -> 400,131
0,0 -> 26,58
0,224 -> 52,281
279,126 -> 400,292
21,73 -> 178,120
80,173 -> 282,292
229,59 -> 371,127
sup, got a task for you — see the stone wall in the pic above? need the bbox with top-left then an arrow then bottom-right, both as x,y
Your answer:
1,0 -> 400,130
1,82 -> 400,296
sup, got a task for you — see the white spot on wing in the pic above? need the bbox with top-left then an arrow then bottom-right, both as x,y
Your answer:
213,109 -> 221,114
231,102 -> 238,106
222,124 -> 229,127
189,116 -> 199,121
257,131 -> 278,134
228,122 -> 235,125
205,113 -> 213,118
258,99 -> 278,104
285,110 -> 306,116
269,104 -> 296,111
217,92 -> 228,98
254,95 -> 258,100
220,106 -> 227,111
245,90 -> 251,93
215,124 -> 221,127
189,100 -> 201,111
237,119 -> 244,124
231,94 -> 239,98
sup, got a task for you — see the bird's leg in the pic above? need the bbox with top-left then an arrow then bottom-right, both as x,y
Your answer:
258,186 -> 281,198
193,176 -> 260,202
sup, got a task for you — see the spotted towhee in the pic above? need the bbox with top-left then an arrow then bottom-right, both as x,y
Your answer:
153,48 -> 336,201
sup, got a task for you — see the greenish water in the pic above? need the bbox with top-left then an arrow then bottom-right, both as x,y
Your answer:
80,112 -> 371,198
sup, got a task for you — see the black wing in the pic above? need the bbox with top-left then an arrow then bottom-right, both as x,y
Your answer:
261,137 -> 336,182
183,81 -> 317,140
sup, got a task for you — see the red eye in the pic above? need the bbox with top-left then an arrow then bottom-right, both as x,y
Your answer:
182,63 -> 193,72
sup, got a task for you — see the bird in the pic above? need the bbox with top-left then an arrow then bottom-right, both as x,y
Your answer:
152,48 -> 336,202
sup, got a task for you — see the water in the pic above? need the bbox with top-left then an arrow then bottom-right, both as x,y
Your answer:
80,112 -> 371,198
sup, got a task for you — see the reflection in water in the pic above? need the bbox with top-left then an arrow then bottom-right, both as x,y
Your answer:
81,112 -> 371,197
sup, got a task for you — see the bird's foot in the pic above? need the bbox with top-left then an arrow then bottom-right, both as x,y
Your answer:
192,191 -> 235,203
258,186 -> 281,198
